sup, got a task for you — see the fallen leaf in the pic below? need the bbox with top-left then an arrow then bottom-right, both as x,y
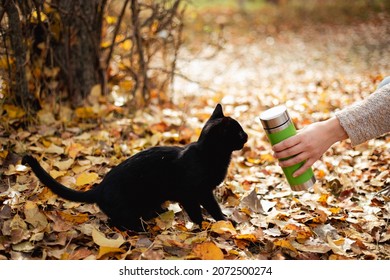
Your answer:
49,169 -> 67,179
92,228 -> 125,248
3,104 -> 25,119
68,247 -> 93,260
290,239 -> 331,253
211,220 -> 237,235
24,201 -> 48,230
53,158 -> 74,171
46,211 -> 74,232
273,239 -> 298,253
327,235 -> 354,256
155,210 -> 174,230
234,234 -> 257,242
241,189 -> 264,214
97,246 -> 126,259
12,241 -> 34,252
68,143 -> 85,158
76,172 -> 99,186
57,211 -> 89,224
192,241 -> 224,260
46,143 -> 65,154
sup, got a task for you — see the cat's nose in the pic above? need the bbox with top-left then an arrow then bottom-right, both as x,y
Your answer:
241,131 -> 248,143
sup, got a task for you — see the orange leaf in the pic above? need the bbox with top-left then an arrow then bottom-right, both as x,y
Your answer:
97,247 -> 126,260
312,209 -> 328,224
234,234 -> 257,242
57,211 -> 89,224
192,242 -> 224,260
317,193 -> 329,206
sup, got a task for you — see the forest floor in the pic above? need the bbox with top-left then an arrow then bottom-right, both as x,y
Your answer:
1,3 -> 390,260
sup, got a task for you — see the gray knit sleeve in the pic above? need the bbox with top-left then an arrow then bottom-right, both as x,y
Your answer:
335,83 -> 390,146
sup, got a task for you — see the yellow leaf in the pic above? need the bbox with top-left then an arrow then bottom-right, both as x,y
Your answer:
150,20 -> 159,34
155,210 -> 175,230
49,169 -> 67,179
329,207 -> 342,214
68,143 -> 85,158
211,220 -> 237,235
92,228 -> 125,248
121,40 -> 133,51
76,172 -> 99,186
75,107 -> 96,119
119,79 -> 134,91
97,247 -> 125,259
101,40 -> 111,48
273,239 -> 298,253
317,193 -> 329,206
105,16 -> 117,24
0,150 -> 8,159
42,139 -> 52,148
192,242 -> 224,260
3,104 -> 25,119
234,234 -> 257,242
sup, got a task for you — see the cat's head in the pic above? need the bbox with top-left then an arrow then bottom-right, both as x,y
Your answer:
199,104 -> 248,151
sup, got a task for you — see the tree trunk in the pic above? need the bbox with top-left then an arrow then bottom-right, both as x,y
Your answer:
3,0 -> 38,112
53,0 -> 106,106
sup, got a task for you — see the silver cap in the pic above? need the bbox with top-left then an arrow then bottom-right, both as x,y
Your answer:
259,105 -> 290,130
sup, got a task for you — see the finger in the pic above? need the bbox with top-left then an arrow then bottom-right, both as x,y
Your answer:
272,135 -> 301,152
293,159 -> 315,177
279,152 -> 308,167
273,143 -> 305,160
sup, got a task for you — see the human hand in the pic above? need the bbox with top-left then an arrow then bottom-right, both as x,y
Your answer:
272,117 -> 348,177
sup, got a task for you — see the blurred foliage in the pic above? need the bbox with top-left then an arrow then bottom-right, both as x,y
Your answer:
0,0 -> 185,114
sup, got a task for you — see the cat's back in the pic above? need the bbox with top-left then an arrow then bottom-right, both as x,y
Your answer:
102,145 -> 183,183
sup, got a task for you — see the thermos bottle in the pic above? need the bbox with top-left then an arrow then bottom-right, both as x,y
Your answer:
260,105 -> 316,191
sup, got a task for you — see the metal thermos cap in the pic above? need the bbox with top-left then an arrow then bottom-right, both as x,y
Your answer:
259,105 -> 290,130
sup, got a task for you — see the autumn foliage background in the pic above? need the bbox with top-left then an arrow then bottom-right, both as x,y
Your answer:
0,0 -> 390,260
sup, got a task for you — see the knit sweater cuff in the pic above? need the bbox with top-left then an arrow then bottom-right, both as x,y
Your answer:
335,83 -> 390,146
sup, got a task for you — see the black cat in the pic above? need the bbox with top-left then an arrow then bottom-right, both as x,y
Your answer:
22,104 -> 248,231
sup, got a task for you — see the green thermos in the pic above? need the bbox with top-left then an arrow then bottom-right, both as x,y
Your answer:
260,105 -> 316,191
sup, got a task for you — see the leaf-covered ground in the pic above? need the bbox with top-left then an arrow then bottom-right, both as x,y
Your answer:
1,5 -> 390,260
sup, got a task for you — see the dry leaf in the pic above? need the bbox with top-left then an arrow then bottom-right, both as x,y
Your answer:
241,189 -> 264,214
53,158 -> 74,171
97,246 -> 126,259
155,210 -> 174,230
211,220 -> 237,235
273,239 -> 298,253
192,242 -> 224,260
57,211 -> 89,224
92,228 -> 125,248
234,234 -> 257,242
76,172 -> 99,186
24,201 -> 48,230
290,239 -> 331,253
46,143 -> 65,154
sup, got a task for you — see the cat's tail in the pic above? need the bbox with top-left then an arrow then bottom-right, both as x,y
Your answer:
22,155 -> 98,203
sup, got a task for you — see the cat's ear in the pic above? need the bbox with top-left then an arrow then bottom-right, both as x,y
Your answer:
210,104 -> 224,120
